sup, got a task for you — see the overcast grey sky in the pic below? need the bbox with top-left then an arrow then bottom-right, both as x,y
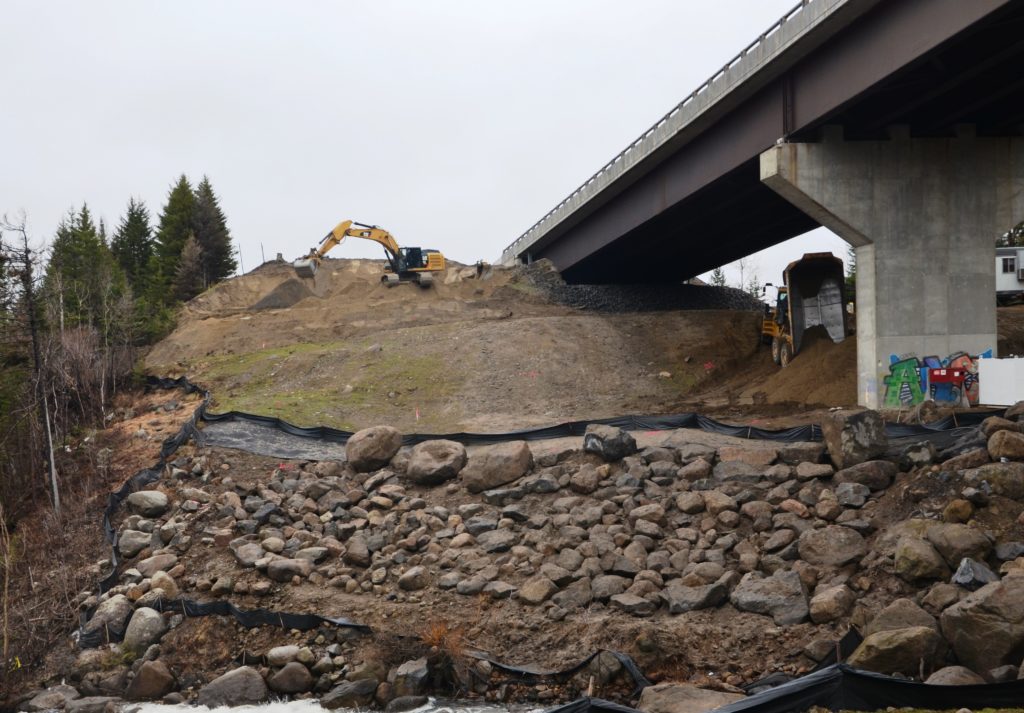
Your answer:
1,0 -> 847,288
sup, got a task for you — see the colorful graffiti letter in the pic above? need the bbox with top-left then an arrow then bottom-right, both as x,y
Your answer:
883,349 -> 991,408
946,352 -> 980,405
884,358 -> 925,408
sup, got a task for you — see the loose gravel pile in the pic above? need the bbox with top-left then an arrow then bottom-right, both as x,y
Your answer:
517,260 -> 764,313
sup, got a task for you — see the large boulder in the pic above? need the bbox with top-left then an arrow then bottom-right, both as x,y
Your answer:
940,577 -> 1024,672
398,566 -> 429,591
267,558 -> 313,582
894,536 -> 949,582
981,416 -> 1020,439
405,440 -> 467,485
846,626 -> 946,675
66,697 -> 120,713
661,580 -> 728,614
798,525 -> 866,567
637,682 -> 744,713
118,530 -> 152,558
1004,399 -> 1024,420
951,557 -> 999,590
196,666 -> 269,708
122,607 -> 167,655
125,660 -> 176,700
519,576 -> 559,605
268,662 -> 314,694
82,594 -> 134,644
833,460 -> 896,491
718,445 -> 777,467
987,429 -> 1024,460
864,598 -> 937,636
461,441 -> 533,493
346,425 -> 402,472
729,570 -> 808,625
583,424 -> 637,462
925,666 -> 987,685
125,490 -> 169,517
392,657 -> 429,697
925,523 -> 992,568
151,571 -> 179,599
551,578 -> 593,611
963,462 -> 1024,500
344,536 -> 372,567
322,679 -> 378,709
136,554 -> 177,578
25,686 -> 80,712
942,448 -> 991,471
809,585 -> 855,624
821,409 -> 887,469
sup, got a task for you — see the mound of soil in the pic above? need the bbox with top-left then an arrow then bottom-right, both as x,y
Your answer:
251,278 -> 314,310
754,327 -> 857,406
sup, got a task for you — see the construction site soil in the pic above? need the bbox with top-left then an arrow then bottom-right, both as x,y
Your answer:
144,259 -> 845,432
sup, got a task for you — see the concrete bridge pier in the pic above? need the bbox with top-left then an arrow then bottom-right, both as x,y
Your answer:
760,128 -> 1024,409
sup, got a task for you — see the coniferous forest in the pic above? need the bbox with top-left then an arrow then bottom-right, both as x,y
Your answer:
0,175 -> 236,520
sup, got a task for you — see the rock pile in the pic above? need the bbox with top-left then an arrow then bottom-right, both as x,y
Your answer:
21,406 -> 1024,710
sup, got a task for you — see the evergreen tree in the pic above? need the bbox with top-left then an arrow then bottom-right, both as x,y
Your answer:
155,175 -> 196,284
997,220 -> 1024,247
111,198 -> 154,293
746,272 -> 763,299
845,244 -> 857,298
172,233 -> 205,302
710,267 -> 727,287
45,204 -> 125,328
192,176 -> 237,285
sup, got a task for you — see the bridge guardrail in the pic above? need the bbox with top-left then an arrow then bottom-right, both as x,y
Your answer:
501,0 -> 834,265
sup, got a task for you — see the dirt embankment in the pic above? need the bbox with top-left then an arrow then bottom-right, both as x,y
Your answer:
145,259 -> 771,432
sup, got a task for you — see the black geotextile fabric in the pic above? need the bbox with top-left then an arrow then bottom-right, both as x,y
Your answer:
149,375 -> 1005,450
545,664 -> 1024,713
78,597 -> 372,649
545,698 -> 643,713
199,407 -> 825,444
476,649 -> 651,696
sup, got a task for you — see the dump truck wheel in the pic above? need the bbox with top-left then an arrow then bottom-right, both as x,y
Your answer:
780,341 -> 793,368
771,337 -> 782,365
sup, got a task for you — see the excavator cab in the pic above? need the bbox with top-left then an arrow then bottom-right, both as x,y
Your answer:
401,247 -> 425,269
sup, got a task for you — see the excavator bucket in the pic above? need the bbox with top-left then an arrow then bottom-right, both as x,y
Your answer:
293,258 -> 318,279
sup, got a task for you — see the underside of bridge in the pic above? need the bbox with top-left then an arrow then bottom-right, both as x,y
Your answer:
540,0 -> 1024,284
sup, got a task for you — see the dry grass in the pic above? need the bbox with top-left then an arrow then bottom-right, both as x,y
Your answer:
420,619 -> 467,659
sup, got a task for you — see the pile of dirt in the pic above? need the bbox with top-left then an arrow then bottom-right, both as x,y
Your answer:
751,327 -> 857,406
686,327 -> 857,413
146,258 -> 771,432
250,277 -> 314,310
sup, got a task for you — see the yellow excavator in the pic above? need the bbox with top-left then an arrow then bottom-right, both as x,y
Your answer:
294,220 -> 446,287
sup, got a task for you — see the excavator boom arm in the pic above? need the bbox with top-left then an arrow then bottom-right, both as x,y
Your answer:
313,221 -> 402,264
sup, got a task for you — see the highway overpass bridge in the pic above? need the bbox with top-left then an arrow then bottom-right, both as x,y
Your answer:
503,0 -> 1024,408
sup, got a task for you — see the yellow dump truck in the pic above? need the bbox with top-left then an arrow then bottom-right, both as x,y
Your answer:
761,252 -> 847,366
